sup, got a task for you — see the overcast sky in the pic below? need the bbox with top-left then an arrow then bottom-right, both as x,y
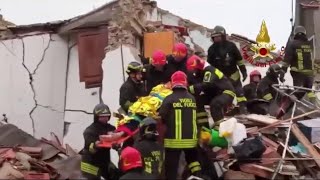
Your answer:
0,0 -> 293,48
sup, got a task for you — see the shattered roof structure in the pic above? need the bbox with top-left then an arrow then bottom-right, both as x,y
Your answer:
0,122 -> 81,179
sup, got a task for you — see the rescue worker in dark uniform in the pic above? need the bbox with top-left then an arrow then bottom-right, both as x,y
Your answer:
166,43 -> 191,77
186,55 -> 236,124
243,70 -> 262,101
119,147 -> 156,180
143,50 -> 171,93
133,117 -> 164,178
282,25 -> 316,103
207,25 -> 248,114
159,71 -> 202,180
244,70 -> 270,114
81,103 -> 119,180
257,64 -> 285,102
119,61 -> 146,113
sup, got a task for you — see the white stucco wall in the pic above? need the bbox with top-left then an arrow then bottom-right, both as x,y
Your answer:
0,33 -> 68,140
63,41 -> 101,152
101,45 -> 141,165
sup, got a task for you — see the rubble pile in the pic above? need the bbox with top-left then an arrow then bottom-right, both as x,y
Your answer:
0,123 -> 81,180
207,112 -> 320,179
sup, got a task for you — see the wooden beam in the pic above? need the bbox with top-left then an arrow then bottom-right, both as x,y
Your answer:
291,123 -> 320,168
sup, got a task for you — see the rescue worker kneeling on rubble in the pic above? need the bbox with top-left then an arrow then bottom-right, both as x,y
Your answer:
186,55 -> 236,124
119,61 -> 146,113
282,25 -> 316,103
119,147 -> 156,180
257,64 -> 285,115
81,103 -> 120,180
243,70 -> 269,115
207,25 -> 248,114
159,71 -> 202,180
143,50 -> 171,93
243,70 -> 261,101
133,117 -> 164,178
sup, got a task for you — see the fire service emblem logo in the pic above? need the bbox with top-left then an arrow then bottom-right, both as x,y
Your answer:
242,20 -> 285,67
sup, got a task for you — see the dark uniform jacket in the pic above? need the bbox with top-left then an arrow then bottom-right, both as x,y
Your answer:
159,88 -> 198,149
166,55 -> 197,84
81,122 -> 115,176
120,169 -> 158,180
257,76 -> 278,102
207,41 -> 246,77
133,139 -> 164,177
243,82 -> 258,101
190,66 -> 236,99
284,38 -> 313,75
143,64 -> 171,93
119,77 -> 146,113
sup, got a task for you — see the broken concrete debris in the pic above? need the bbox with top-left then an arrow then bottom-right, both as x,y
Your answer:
204,111 -> 320,179
0,123 -> 80,179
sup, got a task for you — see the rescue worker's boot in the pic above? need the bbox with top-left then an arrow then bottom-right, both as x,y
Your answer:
238,102 -> 248,114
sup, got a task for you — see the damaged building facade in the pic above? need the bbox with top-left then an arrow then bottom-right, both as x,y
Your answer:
0,0 -> 293,163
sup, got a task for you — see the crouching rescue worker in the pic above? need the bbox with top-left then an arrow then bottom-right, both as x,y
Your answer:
159,71 -> 202,180
244,70 -> 270,115
282,25 -> 316,103
81,103 -> 119,180
119,147 -> 157,179
207,25 -> 248,114
119,61 -> 146,113
186,55 -> 236,124
243,70 -> 261,101
133,117 -> 164,178
257,64 -> 285,115
143,50 -> 170,93
257,64 -> 285,103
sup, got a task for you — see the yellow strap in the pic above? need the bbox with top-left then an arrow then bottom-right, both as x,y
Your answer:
230,71 -> 240,81
190,166 -> 202,173
164,139 -> 198,148
237,60 -> 245,66
223,90 -> 236,98
236,96 -> 247,103
214,68 -> 224,79
197,118 -> 208,124
81,162 -> 99,176
290,67 -> 313,75
188,161 -> 201,169
192,110 -> 197,139
263,93 -> 273,101
197,112 -> 208,117
89,143 -> 96,154
175,109 -> 182,140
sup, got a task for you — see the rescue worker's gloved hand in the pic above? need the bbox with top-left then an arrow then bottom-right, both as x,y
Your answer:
138,54 -> 150,65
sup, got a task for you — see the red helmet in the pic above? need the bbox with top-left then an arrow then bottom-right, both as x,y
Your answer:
172,43 -> 187,58
152,50 -> 166,66
186,55 -> 205,71
171,71 -> 188,89
120,147 -> 143,172
250,70 -> 262,83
